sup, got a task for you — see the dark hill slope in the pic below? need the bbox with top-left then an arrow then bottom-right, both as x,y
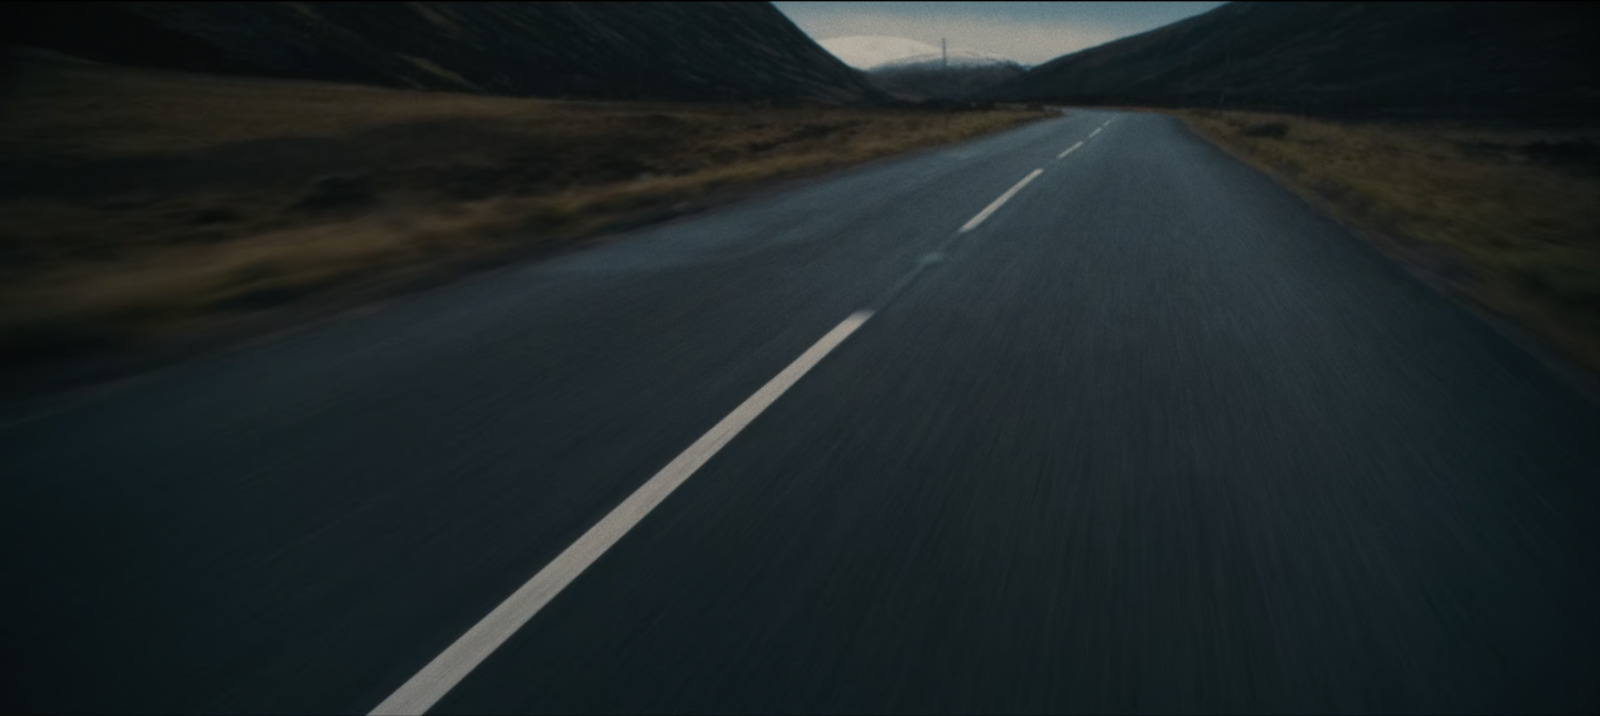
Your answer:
1,1 -> 880,103
986,2 -> 1598,122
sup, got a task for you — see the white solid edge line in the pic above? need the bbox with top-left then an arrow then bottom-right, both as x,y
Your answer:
1056,141 -> 1084,159
959,168 -> 1044,233
369,310 -> 875,716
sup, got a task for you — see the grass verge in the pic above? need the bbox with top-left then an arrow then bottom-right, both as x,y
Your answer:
0,54 -> 1051,388
1171,108 -> 1600,375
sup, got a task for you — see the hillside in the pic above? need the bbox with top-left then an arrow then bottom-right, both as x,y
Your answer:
986,2 -> 1598,122
1,1 -> 880,103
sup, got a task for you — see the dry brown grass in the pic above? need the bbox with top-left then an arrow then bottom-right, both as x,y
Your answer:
0,57 -> 1050,368
1171,108 -> 1600,373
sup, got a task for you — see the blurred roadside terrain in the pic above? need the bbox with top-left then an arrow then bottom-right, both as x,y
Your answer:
0,4 -> 1047,399
984,1 -> 1600,376
1176,110 -> 1600,375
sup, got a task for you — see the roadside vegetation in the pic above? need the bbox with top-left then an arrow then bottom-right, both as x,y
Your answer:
0,56 -> 1050,375
1173,109 -> 1600,373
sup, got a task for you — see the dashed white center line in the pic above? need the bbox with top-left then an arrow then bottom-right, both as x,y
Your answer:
1057,141 -> 1084,159
960,168 -> 1044,233
374,124 -> 1085,714
1089,127 -> 1102,138
369,311 -> 873,716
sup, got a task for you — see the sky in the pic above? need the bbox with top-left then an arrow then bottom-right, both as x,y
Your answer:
773,1 -> 1227,67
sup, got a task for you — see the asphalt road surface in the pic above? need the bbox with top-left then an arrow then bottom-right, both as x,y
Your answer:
4,109 -> 1600,714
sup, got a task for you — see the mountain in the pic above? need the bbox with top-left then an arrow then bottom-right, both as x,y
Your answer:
1,1 -> 881,103
985,2 -> 1599,122
875,49 -> 1020,72
816,35 -> 1025,101
867,51 -> 1025,101
818,35 -> 941,70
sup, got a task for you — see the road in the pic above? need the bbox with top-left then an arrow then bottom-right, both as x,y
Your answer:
3,109 -> 1599,714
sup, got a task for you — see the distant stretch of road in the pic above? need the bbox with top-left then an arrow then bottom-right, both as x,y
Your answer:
3,109 -> 1599,714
